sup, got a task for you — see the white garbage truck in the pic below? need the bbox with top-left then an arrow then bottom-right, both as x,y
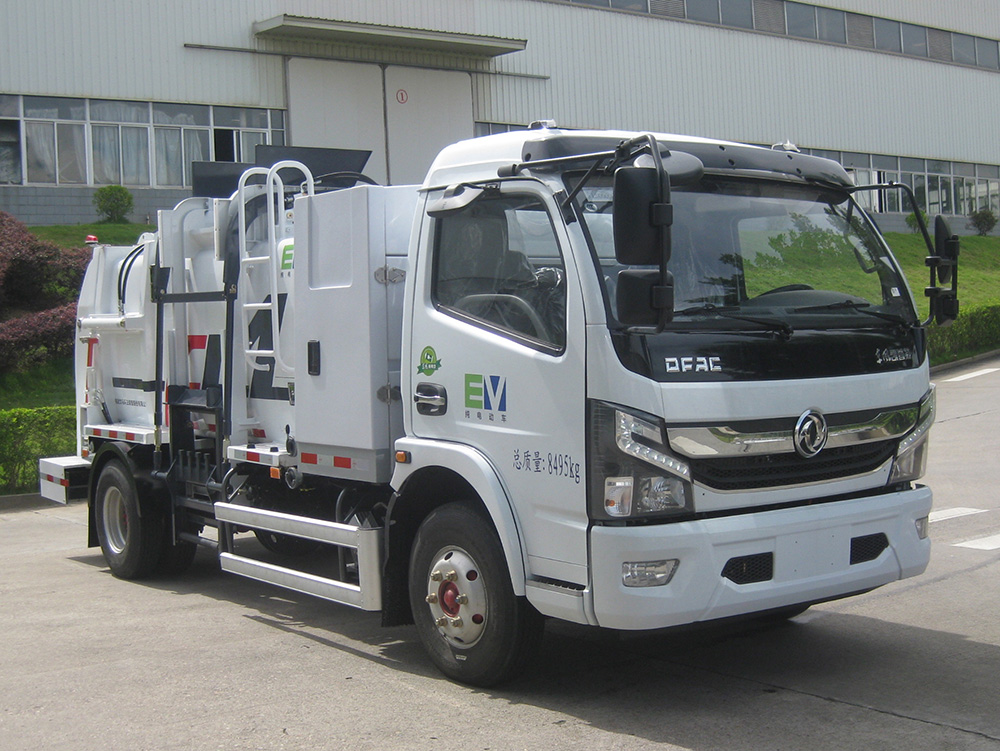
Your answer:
40,125 -> 959,685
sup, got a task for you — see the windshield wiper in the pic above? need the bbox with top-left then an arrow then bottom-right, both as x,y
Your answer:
793,300 -> 911,325
676,304 -> 793,338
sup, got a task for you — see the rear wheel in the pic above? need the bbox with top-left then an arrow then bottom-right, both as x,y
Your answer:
94,460 -> 164,579
409,503 -> 543,686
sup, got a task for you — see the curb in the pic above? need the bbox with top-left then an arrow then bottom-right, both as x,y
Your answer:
930,348 -> 1000,376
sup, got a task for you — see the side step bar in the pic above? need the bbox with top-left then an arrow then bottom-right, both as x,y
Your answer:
214,502 -> 382,611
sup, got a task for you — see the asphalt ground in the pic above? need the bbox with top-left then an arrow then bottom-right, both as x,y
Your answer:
2,357 -> 999,750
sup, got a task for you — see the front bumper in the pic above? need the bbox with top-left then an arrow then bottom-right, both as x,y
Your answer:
589,486 -> 931,630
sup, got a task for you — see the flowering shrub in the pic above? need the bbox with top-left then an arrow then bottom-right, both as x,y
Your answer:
0,303 -> 78,372
0,211 -> 91,311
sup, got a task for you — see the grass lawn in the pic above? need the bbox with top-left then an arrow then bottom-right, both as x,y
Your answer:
0,357 -> 76,409
28,223 -> 156,249
883,232 -> 1000,321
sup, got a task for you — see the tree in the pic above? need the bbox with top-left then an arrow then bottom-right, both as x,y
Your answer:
92,185 -> 134,224
968,208 -> 998,237
905,210 -> 928,234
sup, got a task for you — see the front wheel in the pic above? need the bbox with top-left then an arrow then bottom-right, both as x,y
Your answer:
94,460 -> 164,579
409,503 -> 543,687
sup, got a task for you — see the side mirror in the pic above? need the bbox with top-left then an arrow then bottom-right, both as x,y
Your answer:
613,167 -> 667,266
617,270 -> 674,327
933,215 -> 959,285
924,216 -> 959,326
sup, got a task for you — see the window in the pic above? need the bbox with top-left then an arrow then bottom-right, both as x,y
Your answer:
25,121 -> 56,183
0,120 -> 21,184
785,2 -> 816,39
433,192 -> 567,349
901,24 -> 927,57
91,100 -> 149,124
953,33 -> 977,65
0,94 -> 282,186
976,37 -> 1000,69
0,95 -> 19,118
153,102 -> 210,126
720,0 -> 753,29
122,126 -> 150,185
92,124 -> 122,184
686,0 -> 719,24
23,96 -> 85,120
155,128 -> 184,186
816,7 -> 846,44
873,18 -> 901,53
475,122 -> 527,137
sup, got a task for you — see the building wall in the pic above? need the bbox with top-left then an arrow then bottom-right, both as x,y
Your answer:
0,186 -> 189,227
2,0 -> 999,225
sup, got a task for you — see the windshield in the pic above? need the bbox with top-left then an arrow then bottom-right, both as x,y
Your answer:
575,176 -> 918,330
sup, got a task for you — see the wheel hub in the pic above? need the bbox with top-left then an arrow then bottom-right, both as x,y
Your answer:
102,486 -> 128,555
424,547 -> 487,647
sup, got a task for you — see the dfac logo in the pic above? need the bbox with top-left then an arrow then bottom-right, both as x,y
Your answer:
465,374 -> 507,412
665,355 -> 722,373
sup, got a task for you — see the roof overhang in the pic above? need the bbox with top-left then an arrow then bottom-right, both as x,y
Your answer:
254,15 -> 527,57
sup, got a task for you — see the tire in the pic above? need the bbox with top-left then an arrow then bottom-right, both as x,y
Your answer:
94,460 -> 164,579
409,503 -> 544,687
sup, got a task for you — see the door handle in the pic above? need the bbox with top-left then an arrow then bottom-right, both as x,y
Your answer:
414,382 -> 447,416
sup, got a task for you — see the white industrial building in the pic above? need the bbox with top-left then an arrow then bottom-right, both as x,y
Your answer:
1,0 -> 999,230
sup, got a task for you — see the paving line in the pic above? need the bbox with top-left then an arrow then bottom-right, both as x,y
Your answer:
929,507 -> 988,523
944,367 -> 1000,383
954,534 -> 1000,551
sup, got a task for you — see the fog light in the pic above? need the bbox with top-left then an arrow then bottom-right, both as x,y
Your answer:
915,516 -> 929,540
622,559 -> 678,588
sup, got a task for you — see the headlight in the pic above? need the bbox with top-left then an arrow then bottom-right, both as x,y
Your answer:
589,401 -> 693,521
889,386 -> 935,484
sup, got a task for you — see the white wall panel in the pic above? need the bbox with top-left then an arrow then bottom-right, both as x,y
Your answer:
2,0 -> 999,168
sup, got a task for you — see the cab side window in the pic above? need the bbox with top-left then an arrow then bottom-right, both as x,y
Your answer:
432,194 -> 566,350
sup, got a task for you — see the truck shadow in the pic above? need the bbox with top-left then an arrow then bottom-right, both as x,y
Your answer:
72,544 -> 1000,749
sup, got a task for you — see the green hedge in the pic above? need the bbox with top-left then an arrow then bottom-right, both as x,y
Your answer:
928,303 -> 1000,365
0,406 -> 76,494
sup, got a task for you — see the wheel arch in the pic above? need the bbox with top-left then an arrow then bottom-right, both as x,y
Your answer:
381,438 -> 527,627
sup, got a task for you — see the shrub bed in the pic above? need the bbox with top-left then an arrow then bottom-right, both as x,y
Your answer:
928,303 -> 1000,364
0,211 -> 91,311
0,303 -> 78,373
0,406 -> 76,493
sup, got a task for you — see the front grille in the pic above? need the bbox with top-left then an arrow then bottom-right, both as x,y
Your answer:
722,552 -> 774,584
850,533 -> 889,564
689,441 -> 897,491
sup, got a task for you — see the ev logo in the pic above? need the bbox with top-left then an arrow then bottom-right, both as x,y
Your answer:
465,374 -> 507,412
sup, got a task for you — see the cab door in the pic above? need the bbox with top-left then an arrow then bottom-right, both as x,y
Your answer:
407,182 -> 589,585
